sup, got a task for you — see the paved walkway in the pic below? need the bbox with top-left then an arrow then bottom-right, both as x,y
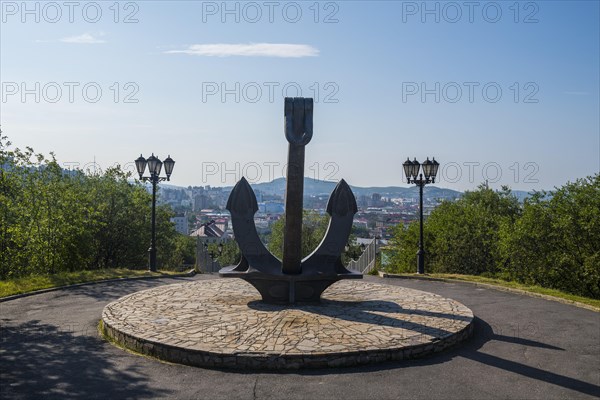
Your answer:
1,275 -> 598,399
102,280 -> 473,369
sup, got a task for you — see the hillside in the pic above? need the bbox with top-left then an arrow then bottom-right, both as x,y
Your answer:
243,177 -> 463,200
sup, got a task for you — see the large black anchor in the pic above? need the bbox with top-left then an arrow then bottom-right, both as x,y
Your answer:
219,97 -> 361,303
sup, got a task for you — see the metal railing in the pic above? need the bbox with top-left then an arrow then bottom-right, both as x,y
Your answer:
346,238 -> 377,274
196,239 -> 221,273
197,237 -> 377,275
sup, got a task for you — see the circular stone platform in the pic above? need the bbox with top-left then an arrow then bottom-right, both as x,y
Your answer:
102,279 -> 474,369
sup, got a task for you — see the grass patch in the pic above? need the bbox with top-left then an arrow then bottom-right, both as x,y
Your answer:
386,272 -> 600,310
0,268 -> 187,298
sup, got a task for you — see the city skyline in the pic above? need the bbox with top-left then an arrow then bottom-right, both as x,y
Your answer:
1,1 -> 599,191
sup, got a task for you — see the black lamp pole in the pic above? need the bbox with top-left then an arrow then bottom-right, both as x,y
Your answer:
209,251 -> 215,272
403,157 -> 439,274
203,242 -> 208,273
208,243 -> 223,273
135,153 -> 175,272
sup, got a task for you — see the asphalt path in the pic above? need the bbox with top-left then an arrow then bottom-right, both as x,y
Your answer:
1,274 -> 598,400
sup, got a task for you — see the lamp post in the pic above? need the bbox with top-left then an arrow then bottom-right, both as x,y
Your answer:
403,157 -> 439,274
203,242 -> 209,273
135,153 -> 175,272
209,243 -> 223,273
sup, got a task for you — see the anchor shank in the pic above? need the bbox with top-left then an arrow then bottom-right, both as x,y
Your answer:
283,143 -> 305,274
282,97 -> 312,275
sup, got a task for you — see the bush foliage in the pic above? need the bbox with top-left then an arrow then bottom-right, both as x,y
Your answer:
0,135 -> 192,279
388,177 -> 600,299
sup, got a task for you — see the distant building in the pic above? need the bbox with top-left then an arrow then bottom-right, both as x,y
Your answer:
170,213 -> 188,235
258,201 -> 285,214
353,219 -> 369,229
358,195 -> 370,208
190,220 -> 229,243
192,194 -> 205,211
371,193 -> 383,207
192,219 -> 232,272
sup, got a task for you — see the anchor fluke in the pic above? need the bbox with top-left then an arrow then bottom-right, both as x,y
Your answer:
326,179 -> 358,217
221,176 -> 280,274
301,179 -> 360,277
226,177 -> 258,215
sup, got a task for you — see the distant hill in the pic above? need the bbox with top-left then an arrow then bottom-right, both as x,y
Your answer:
165,177 -> 535,202
241,177 -> 463,200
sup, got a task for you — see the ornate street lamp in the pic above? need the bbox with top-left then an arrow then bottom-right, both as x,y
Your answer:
135,153 -> 175,272
403,157 -> 439,274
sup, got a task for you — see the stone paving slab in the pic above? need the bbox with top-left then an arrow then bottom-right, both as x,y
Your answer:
102,279 -> 474,369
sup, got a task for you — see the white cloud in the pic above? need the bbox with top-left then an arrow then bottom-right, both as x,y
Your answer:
165,43 -> 319,58
60,33 -> 106,44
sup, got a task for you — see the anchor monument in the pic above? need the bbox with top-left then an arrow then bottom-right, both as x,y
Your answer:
220,97 -> 362,303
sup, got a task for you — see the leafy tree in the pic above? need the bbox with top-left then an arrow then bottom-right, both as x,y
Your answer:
499,175 -> 600,298
162,234 -> 197,269
268,211 -> 329,259
341,226 -> 368,265
428,185 -> 520,275
86,167 -> 152,269
389,177 -> 600,299
388,221 -> 429,273
389,184 -> 520,275
207,240 -> 240,267
0,135 -> 181,279
352,224 -> 369,238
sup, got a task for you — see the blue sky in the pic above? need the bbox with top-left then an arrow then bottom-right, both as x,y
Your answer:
1,1 -> 598,191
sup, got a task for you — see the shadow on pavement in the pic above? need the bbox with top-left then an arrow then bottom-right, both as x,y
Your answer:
47,276 -> 198,303
0,319 -> 171,400
249,298 -> 468,338
237,317 -> 599,397
461,321 -> 598,397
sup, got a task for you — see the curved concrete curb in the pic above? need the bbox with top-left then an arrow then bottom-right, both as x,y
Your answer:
102,279 -> 474,370
0,270 -> 197,303
101,322 -> 473,370
379,272 -> 600,312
